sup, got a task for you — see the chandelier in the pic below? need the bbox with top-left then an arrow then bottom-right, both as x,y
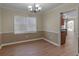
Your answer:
28,3 -> 42,13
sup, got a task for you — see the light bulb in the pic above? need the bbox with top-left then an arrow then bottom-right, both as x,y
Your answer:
38,7 -> 42,10
35,4 -> 39,7
29,8 -> 32,11
28,5 -> 32,8
36,9 -> 38,11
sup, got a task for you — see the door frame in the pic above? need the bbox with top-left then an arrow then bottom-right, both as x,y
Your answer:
59,8 -> 78,55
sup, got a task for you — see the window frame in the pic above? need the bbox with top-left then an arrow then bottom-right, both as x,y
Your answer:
14,16 -> 37,34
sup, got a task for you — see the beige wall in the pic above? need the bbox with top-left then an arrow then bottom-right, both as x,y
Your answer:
2,8 -> 43,33
43,3 -> 78,33
0,8 -> 2,45
1,7 -> 44,44
2,31 -> 44,44
1,4 -> 79,51
0,8 -> 2,33
43,3 -> 78,54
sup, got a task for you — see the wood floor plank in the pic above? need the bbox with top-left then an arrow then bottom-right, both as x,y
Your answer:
0,39 -> 76,56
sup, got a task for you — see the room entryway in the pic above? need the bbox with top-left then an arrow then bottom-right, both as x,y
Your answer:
60,10 -> 78,55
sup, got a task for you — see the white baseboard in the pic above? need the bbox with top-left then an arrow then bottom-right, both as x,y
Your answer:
1,38 -> 43,47
1,37 -> 60,49
43,38 -> 60,47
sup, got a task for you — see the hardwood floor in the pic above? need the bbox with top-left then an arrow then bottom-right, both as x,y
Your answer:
0,38 -> 76,56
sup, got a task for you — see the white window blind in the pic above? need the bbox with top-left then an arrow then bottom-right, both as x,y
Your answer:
14,16 -> 37,34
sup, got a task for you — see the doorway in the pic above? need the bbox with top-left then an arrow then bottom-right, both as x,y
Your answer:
66,18 -> 74,47
60,9 -> 78,55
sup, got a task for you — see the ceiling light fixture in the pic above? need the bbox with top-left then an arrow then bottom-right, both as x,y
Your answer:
28,3 -> 42,13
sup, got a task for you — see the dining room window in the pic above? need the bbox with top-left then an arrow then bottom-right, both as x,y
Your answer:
14,16 -> 37,34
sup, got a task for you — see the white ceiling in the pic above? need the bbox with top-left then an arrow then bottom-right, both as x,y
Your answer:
0,3 -> 62,12
64,10 -> 77,19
